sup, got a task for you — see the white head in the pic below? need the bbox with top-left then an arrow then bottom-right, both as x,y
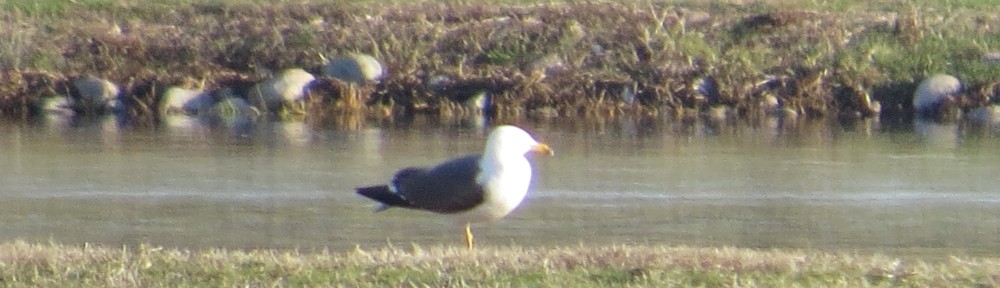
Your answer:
483,125 -> 553,159
465,125 -> 553,222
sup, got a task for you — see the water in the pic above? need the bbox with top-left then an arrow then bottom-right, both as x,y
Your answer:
2,114 -> 999,258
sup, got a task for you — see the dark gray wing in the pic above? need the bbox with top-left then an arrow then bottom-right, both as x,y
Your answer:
393,154 -> 485,214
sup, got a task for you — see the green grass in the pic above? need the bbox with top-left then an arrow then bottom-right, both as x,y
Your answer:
0,241 -> 998,287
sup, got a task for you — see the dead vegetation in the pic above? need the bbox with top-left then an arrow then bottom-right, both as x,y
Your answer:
1,2 -> 999,125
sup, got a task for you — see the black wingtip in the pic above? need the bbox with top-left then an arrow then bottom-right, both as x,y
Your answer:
356,185 -> 412,209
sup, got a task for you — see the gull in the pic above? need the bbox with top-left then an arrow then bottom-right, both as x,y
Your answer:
357,125 -> 553,249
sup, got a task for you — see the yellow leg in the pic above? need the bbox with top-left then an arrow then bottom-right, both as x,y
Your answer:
465,224 -> 474,249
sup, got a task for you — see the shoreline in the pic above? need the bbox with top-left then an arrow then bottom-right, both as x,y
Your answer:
1,1 -> 998,125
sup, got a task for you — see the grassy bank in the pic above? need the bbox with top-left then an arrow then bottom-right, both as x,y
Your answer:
1,0 -> 999,123
0,241 -> 997,287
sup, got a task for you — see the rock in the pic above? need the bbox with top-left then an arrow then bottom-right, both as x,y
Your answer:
619,86 -> 636,105
72,76 -> 120,112
247,68 -> 316,112
983,52 -> 1000,63
967,105 -> 1000,126
211,97 -> 255,118
160,86 -> 215,115
41,96 -> 74,116
322,54 -> 384,84
761,93 -> 780,112
522,53 -> 565,80
464,91 -> 489,112
208,97 -> 258,138
684,10 -> 713,27
694,76 -> 720,105
913,74 -> 961,117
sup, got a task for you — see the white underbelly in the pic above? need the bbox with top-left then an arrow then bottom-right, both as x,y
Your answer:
455,153 -> 534,224
453,196 -> 518,223
456,172 -> 531,223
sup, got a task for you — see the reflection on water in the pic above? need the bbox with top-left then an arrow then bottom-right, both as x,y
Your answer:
2,113 -> 1000,258
914,119 -> 959,149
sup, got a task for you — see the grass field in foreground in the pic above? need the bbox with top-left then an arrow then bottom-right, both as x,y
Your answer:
0,241 -> 997,287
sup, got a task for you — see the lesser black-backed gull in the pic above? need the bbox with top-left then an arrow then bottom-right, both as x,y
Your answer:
357,125 -> 553,248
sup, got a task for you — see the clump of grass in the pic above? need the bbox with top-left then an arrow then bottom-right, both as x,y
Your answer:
0,241 -> 998,287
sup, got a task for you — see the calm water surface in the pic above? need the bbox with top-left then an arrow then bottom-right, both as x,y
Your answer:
2,114 -> 999,258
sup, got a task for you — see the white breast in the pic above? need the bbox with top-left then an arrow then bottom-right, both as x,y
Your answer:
454,156 -> 532,223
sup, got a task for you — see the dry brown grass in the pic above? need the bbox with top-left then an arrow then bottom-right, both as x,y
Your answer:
1,1 -> 999,124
